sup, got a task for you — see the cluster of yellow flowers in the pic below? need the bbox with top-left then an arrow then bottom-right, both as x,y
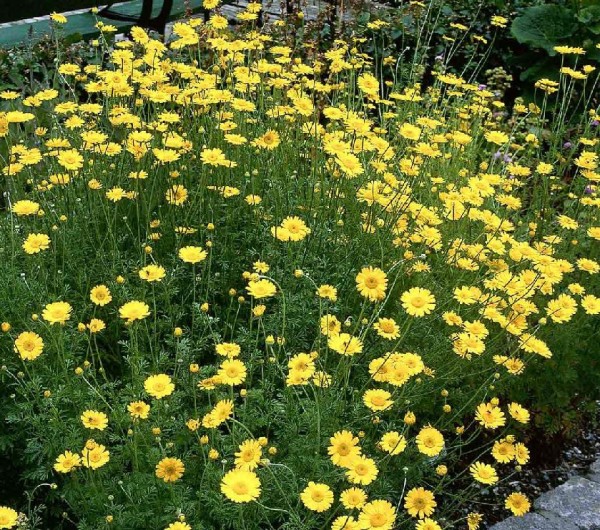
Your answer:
0,4 -> 599,529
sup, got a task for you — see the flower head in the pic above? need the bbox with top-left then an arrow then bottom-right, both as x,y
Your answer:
221,469 -> 261,503
119,300 -> 150,322
144,374 -> 175,399
156,457 -> 185,482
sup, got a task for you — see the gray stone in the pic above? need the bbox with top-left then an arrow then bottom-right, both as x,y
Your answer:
589,460 -> 600,483
534,476 -> 600,529
537,510 -> 581,530
489,512 -> 563,530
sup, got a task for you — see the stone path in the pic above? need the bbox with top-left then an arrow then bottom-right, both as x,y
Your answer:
490,459 -> 600,530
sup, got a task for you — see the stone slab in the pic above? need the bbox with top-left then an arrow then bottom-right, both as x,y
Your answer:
534,476 -> 600,529
489,512 -> 563,530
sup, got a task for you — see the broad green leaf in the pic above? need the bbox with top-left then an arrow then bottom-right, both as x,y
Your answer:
511,4 -> 578,54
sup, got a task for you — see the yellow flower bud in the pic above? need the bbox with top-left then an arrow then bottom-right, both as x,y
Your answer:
404,411 -> 416,425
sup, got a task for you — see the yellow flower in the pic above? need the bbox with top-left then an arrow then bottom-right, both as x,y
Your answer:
50,12 -> 68,23
128,401 -> 150,420
582,294 -> 600,315
57,148 -> 84,171
271,216 -> 311,242
470,462 -> 498,484
218,359 -> 247,385
165,522 -> 191,530
491,15 -> 508,27
475,402 -> 506,429
345,455 -> 379,485
328,430 -> 361,467
373,317 -> 400,339
363,389 -> 393,411
253,130 -> 280,150
166,185 -> 188,205
81,440 -> 110,469
505,492 -> 530,516
515,443 -> 530,465
485,130 -> 509,145
340,487 -> 367,510
508,402 -> 530,423
144,374 -> 175,399
416,518 -> 442,530
247,279 -> 277,299
178,246 -> 207,264
357,73 -> 380,96
14,331 -> 44,361
87,318 -> 106,333
156,457 -> 185,482
416,426 -> 445,457
11,200 -> 40,216
554,45 -> 585,55
404,487 -> 436,518
200,147 -> 228,166
90,285 -> 112,306
54,451 -> 81,473
221,469 -> 261,502
216,342 -> 241,358
491,439 -> 515,463
577,258 -> 599,274
356,266 -> 388,301
467,512 -> 483,530
300,482 -> 334,512
379,431 -> 407,455
81,410 -> 109,430
245,194 -> 261,205
119,300 -> 150,322
401,287 -> 436,317
358,500 -> 396,530
235,439 -> 262,471
0,506 -> 19,529
22,233 -> 50,254
399,122 -> 422,140
335,152 -> 364,177
320,314 -> 341,336
139,264 -> 166,282
42,301 -> 72,325
316,284 -> 338,301
328,333 -> 363,356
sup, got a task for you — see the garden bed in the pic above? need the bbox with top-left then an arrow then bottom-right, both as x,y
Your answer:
0,2 -> 599,530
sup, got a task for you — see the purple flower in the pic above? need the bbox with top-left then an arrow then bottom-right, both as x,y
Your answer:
503,154 -> 512,163
584,185 -> 594,194
563,141 -> 572,149
591,120 -> 599,127
478,84 -> 487,90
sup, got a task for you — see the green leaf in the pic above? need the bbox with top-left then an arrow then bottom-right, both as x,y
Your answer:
511,5 -> 578,54
578,5 -> 600,34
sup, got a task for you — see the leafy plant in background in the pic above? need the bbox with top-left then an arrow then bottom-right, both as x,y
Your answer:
510,1 -> 600,84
